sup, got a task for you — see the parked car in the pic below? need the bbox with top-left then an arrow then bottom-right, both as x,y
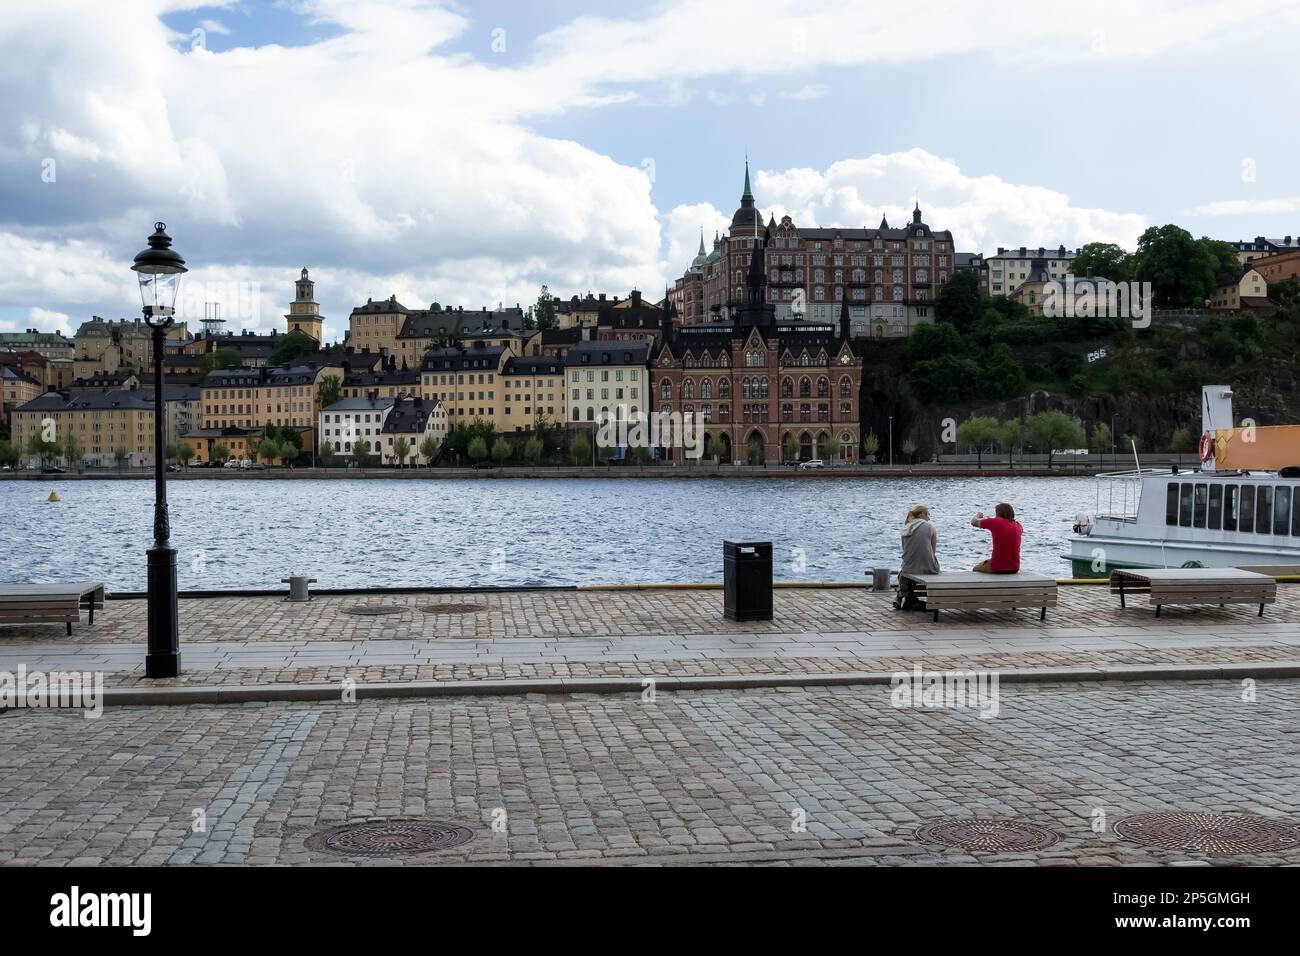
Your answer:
238,459 -> 255,470
798,459 -> 825,470
41,465 -> 66,474
166,464 -> 180,472
222,460 -> 240,470
189,460 -> 208,469
247,462 -> 267,471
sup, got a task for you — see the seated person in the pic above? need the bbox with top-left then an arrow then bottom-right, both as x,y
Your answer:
896,504 -> 939,611
971,503 -> 1022,574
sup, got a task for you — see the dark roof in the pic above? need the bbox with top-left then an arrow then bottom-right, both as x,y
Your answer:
322,397 -> 394,412
563,341 -> 651,367
542,328 -> 582,345
381,396 -> 442,435
419,344 -> 508,372
399,306 -> 526,340
0,365 -> 42,386
343,367 -> 420,387
202,363 -> 339,388
503,356 -> 563,376
350,296 -> 411,315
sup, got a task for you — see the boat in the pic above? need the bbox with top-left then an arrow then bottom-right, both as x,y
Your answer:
1066,385 -> 1300,577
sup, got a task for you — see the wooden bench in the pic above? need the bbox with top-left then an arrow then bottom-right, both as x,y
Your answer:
899,571 -> 1058,622
1110,568 -> 1277,617
0,583 -> 105,635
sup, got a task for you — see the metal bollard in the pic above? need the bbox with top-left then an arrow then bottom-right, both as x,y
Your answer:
281,576 -> 317,602
871,568 -> 893,591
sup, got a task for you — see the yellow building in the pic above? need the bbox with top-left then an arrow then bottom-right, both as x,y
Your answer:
2,365 -> 43,416
198,361 -> 344,432
419,343 -> 510,427
12,388 -> 155,467
394,305 -> 528,369
285,268 -> 325,341
500,356 -> 564,432
347,296 -> 410,354
1210,268 -> 1268,311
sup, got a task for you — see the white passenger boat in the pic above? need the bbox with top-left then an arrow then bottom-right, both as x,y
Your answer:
1066,386 -> 1300,577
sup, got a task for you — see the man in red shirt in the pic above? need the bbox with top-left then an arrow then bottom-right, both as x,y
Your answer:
971,502 -> 1022,573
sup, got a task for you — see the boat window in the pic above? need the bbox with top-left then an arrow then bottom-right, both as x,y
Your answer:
1193,484 -> 1208,528
1293,489 -> 1300,537
1276,486 -> 1292,536
1257,486 -> 1273,535
1223,485 -> 1238,531
1207,484 -> 1223,530
1239,485 -> 1255,534
1165,483 -> 1178,526
1178,483 -> 1193,527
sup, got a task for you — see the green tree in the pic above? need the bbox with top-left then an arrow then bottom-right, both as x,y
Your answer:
533,285 -> 558,331
862,430 -> 879,460
782,433 -> 799,463
212,443 -> 229,465
165,441 -> 181,464
822,435 -> 841,463
1071,242 -> 1133,282
934,269 -> 983,332
318,441 -> 336,467
62,432 -> 82,469
998,418 -> 1022,468
490,436 -> 511,464
26,433 -> 58,466
257,438 -> 280,465
0,439 -> 19,468
901,437 -> 917,464
569,433 -> 591,466
467,436 -> 488,464
179,442 -> 195,466
199,348 -> 242,373
704,434 -> 724,463
277,438 -> 299,467
522,435 -> 543,464
268,330 -> 317,367
419,435 -> 441,466
315,374 -> 341,412
1090,421 -> 1112,453
955,415 -> 1001,468
352,439 -> 373,468
1132,225 -> 1237,308
391,436 -> 411,466
1027,410 -> 1085,468
747,437 -> 764,464
1170,424 -> 1195,454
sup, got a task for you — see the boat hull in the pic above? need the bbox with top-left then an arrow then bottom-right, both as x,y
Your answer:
1066,534 -> 1300,578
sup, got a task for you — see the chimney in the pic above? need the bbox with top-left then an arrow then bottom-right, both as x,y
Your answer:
997,247 -> 1005,255
1019,246 -> 1026,256
631,290 -> 642,306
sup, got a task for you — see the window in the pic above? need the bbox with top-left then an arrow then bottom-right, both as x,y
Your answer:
1275,486 -> 1292,536
1208,484 -> 1223,529
1178,483 -> 1193,527
1193,484 -> 1207,528
1239,485 -> 1255,533
1224,484 -> 1238,530
1257,486 -> 1274,534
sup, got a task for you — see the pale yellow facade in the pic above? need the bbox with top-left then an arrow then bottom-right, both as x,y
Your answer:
12,392 -> 155,467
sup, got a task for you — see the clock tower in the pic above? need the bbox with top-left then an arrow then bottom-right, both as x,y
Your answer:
285,267 -> 324,342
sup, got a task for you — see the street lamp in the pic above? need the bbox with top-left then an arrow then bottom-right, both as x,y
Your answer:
132,222 -> 187,679
888,415 -> 894,468
1110,412 -> 1119,472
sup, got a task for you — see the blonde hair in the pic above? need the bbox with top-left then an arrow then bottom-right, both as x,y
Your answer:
905,504 -> 930,525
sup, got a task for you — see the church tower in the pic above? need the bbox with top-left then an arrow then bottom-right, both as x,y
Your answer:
285,267 -> 324,341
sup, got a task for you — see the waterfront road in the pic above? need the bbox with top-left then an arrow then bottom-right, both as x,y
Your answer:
2,679 -> 1299,865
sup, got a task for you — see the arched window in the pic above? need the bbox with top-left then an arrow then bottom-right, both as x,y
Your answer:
683,379 -> 694,400
742,378 -> 751,400
839,376 -> 852,398
660,380 -> 672,400
799,377 -> 811,398
701,379 -> 712,400
759,378 -> 769,398
817,377 -> 829,398
893,287 -> 904,301
781,378 -> 793,398
719,379 -> 730,399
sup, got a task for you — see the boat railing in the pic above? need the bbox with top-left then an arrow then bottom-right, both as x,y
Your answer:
1092,469 -> 1162,521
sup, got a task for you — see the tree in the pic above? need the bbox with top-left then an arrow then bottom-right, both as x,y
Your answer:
315,374 -> 341,412
165,441 -> 181,465
199,348 -> 242,373
392,437 -> 411,467
26,433 -> 58,467
522,435 -> 543,465
318,441 -> 336,467
352,439 -> 373,468
704,434 -> 724,463
533,285 -> 558,331
1170,424 -> 1195,454
212,443 -> 230,465
179,442 -> 195,467
934,269 -> 983,332
1132,225 -> 1237,308
268,329 -> 317,367
569,433 -> 591,466
467,436 -> 488,465
62,432 -> 82,469
862,430 -> 879,461
1090,421 -> 1112,454
822,435 -> 841,464
1071,242 -> 1133,282
419,435 -> 441,466
747,437 -> 764,465
277,438 -> 299,467
782,433 -> 799,464
998,418 -> 1021,468
955,415 -> 1001,468
1027,410 -> 1085,468
490,436 -> 511,465
257,438 -> 280,465
901,437 -> 917,464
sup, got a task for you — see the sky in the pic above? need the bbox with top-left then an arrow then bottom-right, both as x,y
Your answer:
2,0 -> 1299,343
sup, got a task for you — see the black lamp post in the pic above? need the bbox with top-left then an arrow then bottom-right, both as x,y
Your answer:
132,222 -> 187,679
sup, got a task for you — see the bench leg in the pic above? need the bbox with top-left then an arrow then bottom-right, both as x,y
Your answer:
89,604 -> 94,625
1119,579 -> 1126,608
66,621 -> 72,636
1155,604 -> 1161,618
933,609 -> 939,623
1259,603 -> 1265,617
1040,606 -> 1046,621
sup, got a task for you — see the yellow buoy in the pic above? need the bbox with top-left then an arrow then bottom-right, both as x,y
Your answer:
47,491 -> 60,502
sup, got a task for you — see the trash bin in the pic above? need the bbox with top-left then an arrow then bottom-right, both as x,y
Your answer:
723,540 -> 773,621
871,567 -> 893,591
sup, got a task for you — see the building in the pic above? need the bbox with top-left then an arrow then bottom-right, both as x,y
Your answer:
982,245 -> 1076,297
419,343 -> 510,427
319,395 -> 393,458
11,387 -> 155,467
501,355 -> 564,431
72,317 -> 153,378
671,162 -> 956,338
1210,267 -> 1270,311
654,237 -> 863,465
554,293 -> 610,329
1226,235 -> 1300,265
347,296 -> 410,354
348,296 -> 527,367
594,290 -> 665,345
194,360 -> 345,458
285,268 -> 325,341
0,329 -> 74,361
340,362 -> 421,399
1252,248 -> 1300,287
1,365 -> 43,425
564,340 -> 651,428
539,327 -> 584,359
377,396 -> 448,465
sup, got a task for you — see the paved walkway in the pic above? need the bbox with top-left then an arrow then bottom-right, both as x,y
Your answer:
1,586 -> 1296,688
3,680 -> 1299,865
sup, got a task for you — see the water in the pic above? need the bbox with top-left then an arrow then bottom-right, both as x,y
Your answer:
2,476 -> 1097,591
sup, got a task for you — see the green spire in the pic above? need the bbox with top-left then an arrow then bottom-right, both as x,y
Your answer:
697,230 -> 706,256
742,160 -> 752,199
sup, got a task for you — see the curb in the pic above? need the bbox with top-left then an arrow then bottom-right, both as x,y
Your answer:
93,661 -> 1300,707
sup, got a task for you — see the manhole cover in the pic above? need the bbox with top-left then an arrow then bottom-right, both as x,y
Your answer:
419,603 -> 485,615
344,605 -> 405,616
306,820 -> 475,857
916,819 -> 1059,852
1114,812 -> 1300,855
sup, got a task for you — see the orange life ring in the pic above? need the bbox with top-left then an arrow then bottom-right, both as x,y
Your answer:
1198,431 -> 1214,463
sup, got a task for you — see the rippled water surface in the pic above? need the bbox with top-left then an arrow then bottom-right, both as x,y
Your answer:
2,476 -> 1098,590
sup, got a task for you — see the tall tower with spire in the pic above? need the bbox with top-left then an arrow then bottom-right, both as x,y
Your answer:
285,267 -> 324,342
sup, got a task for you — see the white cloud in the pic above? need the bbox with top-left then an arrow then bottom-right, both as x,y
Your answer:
1184,197 -> 1300,217
782,83 -> 828,101
28,307 -> 72,335
197,19 -> 231,36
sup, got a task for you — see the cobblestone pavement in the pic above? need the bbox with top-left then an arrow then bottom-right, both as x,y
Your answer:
2,679 -> 1299,866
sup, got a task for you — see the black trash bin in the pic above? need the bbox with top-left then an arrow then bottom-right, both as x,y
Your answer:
723,540 -> 773,621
